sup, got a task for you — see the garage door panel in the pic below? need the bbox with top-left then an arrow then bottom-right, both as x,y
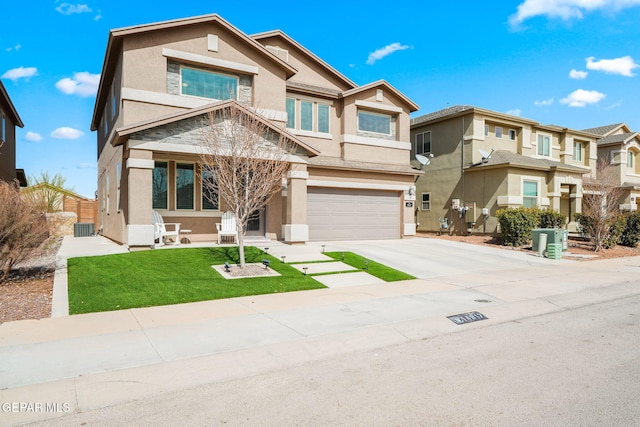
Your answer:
307,188 -> 400,241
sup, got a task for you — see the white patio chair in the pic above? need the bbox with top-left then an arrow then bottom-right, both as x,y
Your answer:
153,210 -> 181,247
216,211 -> 238,244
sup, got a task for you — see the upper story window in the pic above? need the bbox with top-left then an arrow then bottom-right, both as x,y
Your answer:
509,129 -> 516,140
181,66 -> 238,100
573,141 -> 583,162
495,127 -> 503,138
628,151 -> 634,169
537,134 -> 551,157
416,131 -> 431,155
286,97 -> 331,134
358,110 -> 390,135
484,124 -> 489,136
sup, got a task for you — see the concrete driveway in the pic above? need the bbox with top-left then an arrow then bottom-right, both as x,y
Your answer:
309,237 -> 570,279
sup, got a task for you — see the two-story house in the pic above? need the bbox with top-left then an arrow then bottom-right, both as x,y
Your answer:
0,80 -> 26,187
91,14 -> 419,248
583,123 -> 640,211
410,105 -> 598,235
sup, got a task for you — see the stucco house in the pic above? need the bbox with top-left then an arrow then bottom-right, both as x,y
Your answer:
91,14 -> 419,248
0,80 -> 27,187
582,123 -> 640,211
410,105 -> 598,235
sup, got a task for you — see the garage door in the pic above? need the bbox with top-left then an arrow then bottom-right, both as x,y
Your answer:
307,188 -> 401,241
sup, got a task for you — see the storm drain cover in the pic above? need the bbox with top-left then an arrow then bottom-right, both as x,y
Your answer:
447,311 -> 488,325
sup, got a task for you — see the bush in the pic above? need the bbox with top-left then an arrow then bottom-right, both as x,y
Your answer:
497,207 -> 539,247
620,212 -> 640,247
0,181 -> 49,282
538,209 -> 566,228
576,212 -> 626,250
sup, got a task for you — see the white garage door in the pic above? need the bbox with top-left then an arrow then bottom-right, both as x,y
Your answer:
307,188 -> 401,241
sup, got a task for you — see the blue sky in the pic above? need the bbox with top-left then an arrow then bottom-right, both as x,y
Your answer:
2,0 -> 640,198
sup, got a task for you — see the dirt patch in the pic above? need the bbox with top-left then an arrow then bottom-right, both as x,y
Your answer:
420,232 -> 640,260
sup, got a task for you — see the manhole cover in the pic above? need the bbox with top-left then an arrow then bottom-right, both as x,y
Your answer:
447,311 -> 488,325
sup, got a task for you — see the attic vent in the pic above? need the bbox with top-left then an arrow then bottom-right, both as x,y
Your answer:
266,45 -> 289,62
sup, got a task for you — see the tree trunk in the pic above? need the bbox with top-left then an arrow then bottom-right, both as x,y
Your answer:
237,224 -> 246,268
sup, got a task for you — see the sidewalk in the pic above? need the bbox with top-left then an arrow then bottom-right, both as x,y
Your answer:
2,237 -> 640,425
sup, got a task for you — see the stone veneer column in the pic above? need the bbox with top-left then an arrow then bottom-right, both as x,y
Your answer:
126,148 -> 155,247
284,163 -> 309,243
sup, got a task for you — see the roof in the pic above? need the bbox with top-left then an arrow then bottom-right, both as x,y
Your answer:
0,80 -> 24,128
582,123 -> 626,136
411,105 -> 539,128
596,132 -> 639,146
115,100 -> 321,156
91,14 -> 298,130
251,30 -> 357,90
342,80 -> 419,112
22,182 -> 94,201
307,156 -> 422,176
465,150 -> 591,174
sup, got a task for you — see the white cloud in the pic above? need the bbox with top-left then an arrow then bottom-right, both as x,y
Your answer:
55,72 -> 100,97
24,131 -> 43,142
560,89 -> 606,107
5,44 -> 21,52
366,43 -> 410,65
56,3 -> 92,15
534,98 -> 554,106
506,109 -> 522,116
569,69 -> 588,79
1,66 -> 38,82
510,0 -> 640,26
51,127 -> 84,139
77,162 -> 97,169
586,56 -> 639,76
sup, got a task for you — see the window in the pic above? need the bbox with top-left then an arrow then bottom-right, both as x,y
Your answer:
116,162 -> 121,212
286,97 -> 331,134
358,110 -> 391,134
416,131 -> 431,154
202,168 -> 219,210
300,101 -> 313,131
317,104 -> 329,133
574,142 -> 583,161
628,151 -> 634,168
152,161 -> 168,209
509,129 -> 516,140
495,127 -> 503,138
523,180 -> 538,208
176,163 -> 194,210
537,134 -> 550,157
286,98 -> 295,129
181,67 -> 238,100
484,124 -> 489,136
422,193 -> 431,211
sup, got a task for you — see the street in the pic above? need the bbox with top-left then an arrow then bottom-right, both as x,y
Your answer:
31,294 -> 640,426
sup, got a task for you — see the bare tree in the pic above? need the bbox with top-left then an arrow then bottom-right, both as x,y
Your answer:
0,180 -> 49,282
199,102 -> 295,267
581,158 -> 625,252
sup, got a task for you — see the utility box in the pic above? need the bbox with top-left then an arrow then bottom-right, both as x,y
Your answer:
465,202 -> 477,222
546,243 -> 563,259
532,228 -> 565,252
74,223 -> 95,237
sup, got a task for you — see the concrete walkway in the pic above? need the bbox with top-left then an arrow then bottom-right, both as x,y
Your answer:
2,236 -> 640,425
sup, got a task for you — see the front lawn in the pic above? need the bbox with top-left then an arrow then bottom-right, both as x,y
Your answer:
67,246 -> 324,314
324,252 -> 415,282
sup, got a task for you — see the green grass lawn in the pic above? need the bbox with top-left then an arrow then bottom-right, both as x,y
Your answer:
67,246 -> 324,314
324,252 -> 415,282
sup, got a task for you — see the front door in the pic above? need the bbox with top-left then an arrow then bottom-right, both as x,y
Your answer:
246,209 -> 265,236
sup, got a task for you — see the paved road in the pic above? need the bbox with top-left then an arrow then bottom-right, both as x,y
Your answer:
28,294 -> 640,426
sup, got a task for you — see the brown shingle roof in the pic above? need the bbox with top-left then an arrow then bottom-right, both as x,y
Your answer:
466,150 -> 590,173
581,123 -> 624,136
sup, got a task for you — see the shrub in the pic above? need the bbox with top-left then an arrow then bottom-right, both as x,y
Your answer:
496,207 -> 539,247
576,212 -> 626,250
0,181 -> 50,282
620,212 -> 640,247
538,209 -> 565,228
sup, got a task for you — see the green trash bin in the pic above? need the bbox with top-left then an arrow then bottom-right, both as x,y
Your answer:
546,243 -> 563,259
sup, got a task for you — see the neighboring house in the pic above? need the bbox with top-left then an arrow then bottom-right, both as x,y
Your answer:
410,105 -> 598,235
22,182 -> 98,223
582,123 -> 640,211
91,14 -> 419,247
0,80 -> 26,187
